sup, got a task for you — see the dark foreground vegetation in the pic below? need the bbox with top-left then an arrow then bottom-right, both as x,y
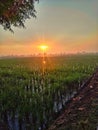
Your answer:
49,68 -> 98,130
0,54 -> 98,130
0,0 -> 38,32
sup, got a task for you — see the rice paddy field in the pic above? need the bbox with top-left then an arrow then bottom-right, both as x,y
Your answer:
0,54 -> 98,130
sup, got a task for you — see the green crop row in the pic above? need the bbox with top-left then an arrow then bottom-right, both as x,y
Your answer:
0,54 -> 98,130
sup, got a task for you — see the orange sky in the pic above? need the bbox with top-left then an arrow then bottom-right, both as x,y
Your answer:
0,0 -> 98,56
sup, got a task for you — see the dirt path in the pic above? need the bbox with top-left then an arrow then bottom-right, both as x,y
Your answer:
48,69 -> 98,130
0,70 -> 98,130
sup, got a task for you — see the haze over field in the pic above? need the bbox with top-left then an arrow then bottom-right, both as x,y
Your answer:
0,0 -> 98,56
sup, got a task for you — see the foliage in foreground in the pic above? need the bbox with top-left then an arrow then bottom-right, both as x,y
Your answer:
0,0 -> 39,32
0,54 -> 98,130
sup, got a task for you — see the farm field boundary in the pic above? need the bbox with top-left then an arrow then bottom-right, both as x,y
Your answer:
48,68 -> 98,130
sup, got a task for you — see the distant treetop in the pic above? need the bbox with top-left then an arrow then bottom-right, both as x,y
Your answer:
0,0 -> 39,32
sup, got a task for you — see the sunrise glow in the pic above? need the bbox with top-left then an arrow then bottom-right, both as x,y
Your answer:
39,45 -> 48,51
0,0 -> 98,56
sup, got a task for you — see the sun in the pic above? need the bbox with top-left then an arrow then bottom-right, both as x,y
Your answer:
39,45 -> 48,51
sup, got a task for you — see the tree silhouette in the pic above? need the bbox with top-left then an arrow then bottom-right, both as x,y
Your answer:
0,0 -> 39,32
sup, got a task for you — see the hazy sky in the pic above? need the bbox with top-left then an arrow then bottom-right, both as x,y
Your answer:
0,0 -> 98,55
